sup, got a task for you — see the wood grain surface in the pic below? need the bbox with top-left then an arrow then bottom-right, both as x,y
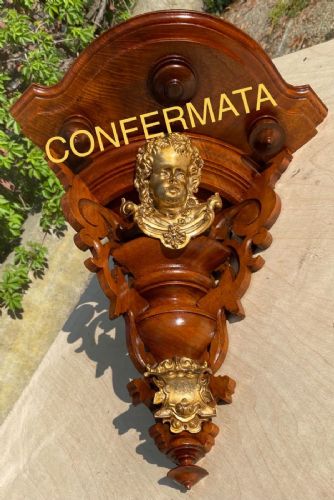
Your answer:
11,11 -> 327,158
0,39 -> 333,500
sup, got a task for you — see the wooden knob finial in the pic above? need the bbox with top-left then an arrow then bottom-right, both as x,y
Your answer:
248,116 -> 286,160
149,55 -> 198,106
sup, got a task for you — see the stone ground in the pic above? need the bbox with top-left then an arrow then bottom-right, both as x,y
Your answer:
0,216 -> 91,423
220,0 -> 334,58
133,0 -> 334,57
1,0 -> 333,424
133,0 -> 202,13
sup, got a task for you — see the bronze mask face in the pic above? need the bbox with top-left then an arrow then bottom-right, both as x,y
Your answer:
149,146 -> 190,214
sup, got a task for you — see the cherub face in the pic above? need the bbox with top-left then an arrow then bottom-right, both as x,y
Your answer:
149,146 -> 190,213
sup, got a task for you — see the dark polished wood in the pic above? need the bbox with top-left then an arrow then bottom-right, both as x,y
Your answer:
10,10 -> 327,491
149,55 -> 198,106
11,11 -> 326,157
248,115 -> 286,162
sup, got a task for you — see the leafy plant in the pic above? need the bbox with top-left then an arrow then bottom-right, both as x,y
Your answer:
0,0 -> 135,316
203,0 -> 234,15
0,242 -> 48,315
269,0 -> 310,26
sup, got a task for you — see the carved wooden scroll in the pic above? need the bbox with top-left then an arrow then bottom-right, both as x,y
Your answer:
11,11 -> 327,491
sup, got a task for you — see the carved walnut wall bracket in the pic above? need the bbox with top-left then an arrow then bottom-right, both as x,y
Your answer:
11,10 -> 327,491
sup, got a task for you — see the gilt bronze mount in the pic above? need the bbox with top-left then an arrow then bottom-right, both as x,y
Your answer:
145,356 -> 216,434
121,133 -> 222,249
11,10 -> 327,491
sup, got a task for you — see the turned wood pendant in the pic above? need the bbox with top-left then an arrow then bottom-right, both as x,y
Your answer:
11,11 -> 327,490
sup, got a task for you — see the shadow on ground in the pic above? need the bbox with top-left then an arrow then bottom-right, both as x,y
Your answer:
62,275 -> 177,482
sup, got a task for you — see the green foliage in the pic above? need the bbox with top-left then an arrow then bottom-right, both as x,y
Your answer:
0,242 -> 48,315
109,0 -> 134,24
0,194 -> 26,240
66,25 -> 96,52
203,0 -> 234,14
40,176 -> 66,233
44,0 -> 87,25
0,0 -> 134,316
14,242 -> 48,276
269,0 -> 310,26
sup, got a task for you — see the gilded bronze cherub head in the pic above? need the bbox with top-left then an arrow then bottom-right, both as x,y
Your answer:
134,133 -> 202,216
121,133 -> 222,249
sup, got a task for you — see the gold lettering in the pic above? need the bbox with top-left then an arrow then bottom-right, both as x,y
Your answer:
256,83 -> 278,110
45,136 -> 69,163
120,117 -> 138,145
218,93 -> 240,119
69,129 -> 95,157
232,86 -> 252,114
186,97 -> 216,127
140,111 -> 164,140
162,106 -> 189,134
95,124 -> 120,151
45,85 -> 276,160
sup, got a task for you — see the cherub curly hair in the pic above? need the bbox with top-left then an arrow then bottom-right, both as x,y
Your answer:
134,133 -> 203,209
